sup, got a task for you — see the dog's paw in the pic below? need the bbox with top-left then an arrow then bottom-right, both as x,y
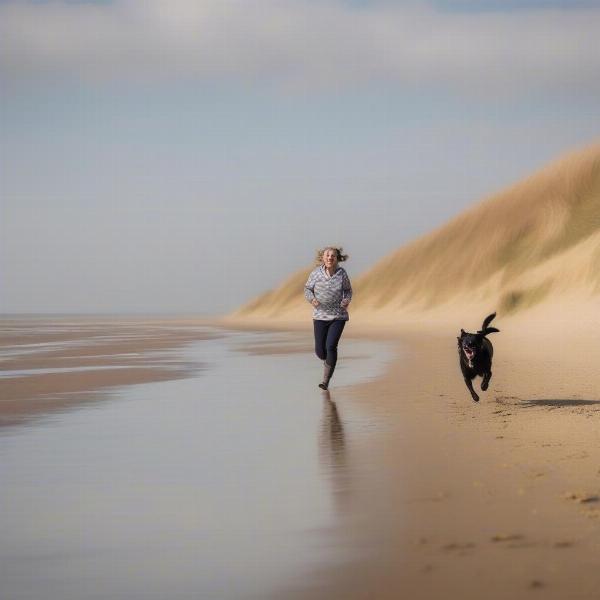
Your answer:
481,373 -> 491,391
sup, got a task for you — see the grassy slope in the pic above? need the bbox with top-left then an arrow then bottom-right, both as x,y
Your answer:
232,144 -> 600,324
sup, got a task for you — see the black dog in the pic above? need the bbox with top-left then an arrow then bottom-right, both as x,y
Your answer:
457,313 -> 500,402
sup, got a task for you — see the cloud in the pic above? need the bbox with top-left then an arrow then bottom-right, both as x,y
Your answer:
1,0 -> 600,95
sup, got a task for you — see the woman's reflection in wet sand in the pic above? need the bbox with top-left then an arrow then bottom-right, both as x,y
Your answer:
319,390 -> 351,512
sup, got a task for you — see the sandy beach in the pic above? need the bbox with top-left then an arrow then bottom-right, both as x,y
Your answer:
3,316 -> 600,599
275,325 -> 600,599
219,307 -> 600,599
5,1 -> 599,597
212,144 -> 600,597
0,316 -> 217,426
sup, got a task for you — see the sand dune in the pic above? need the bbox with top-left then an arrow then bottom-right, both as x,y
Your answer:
234,267 -> 312,319
231,143 -> 600,329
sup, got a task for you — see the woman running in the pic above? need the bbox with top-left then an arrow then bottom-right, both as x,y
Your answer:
304,247 -> 353,390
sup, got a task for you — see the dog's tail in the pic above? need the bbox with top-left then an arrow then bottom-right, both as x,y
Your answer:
478,312 -> 500,336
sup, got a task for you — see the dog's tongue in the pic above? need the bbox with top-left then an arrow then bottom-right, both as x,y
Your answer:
465,348 -> 474,358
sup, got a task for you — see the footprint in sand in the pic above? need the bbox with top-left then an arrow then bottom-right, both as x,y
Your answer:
529,580 -> 545,590
491,534 -> 524,543
441,542 -> 476,555
563,492 -> 600,518
553,541 -> 575,548
490,534 -> 535,549
561,451 -> 590,460
563,492 -> 600,503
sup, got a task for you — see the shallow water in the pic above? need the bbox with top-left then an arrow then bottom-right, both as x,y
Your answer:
0,326 -> 393,600
0,365 -> 158,378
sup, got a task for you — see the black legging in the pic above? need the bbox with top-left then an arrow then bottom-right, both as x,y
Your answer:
313,319 -> 346,368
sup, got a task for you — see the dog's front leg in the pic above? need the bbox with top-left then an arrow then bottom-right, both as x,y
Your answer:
481,371 -> 492,391
464,377 -> 480,402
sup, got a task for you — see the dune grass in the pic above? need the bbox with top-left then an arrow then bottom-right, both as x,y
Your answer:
234,143 -> 600,322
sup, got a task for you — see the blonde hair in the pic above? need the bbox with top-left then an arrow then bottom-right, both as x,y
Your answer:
315,246 -> 349,265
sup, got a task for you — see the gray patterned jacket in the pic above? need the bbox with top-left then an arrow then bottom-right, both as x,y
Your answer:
304,265 -> 353,321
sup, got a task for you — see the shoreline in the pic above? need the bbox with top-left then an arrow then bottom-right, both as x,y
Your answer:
211,314 -> 600,597
0,317 -> 218,426
4,316 -> 600,597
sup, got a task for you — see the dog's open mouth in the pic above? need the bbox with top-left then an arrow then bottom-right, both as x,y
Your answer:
463,347 -> 475,360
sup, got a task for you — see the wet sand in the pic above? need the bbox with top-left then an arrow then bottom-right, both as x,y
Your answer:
0,321 -> 392,600
0,317 -> 216,425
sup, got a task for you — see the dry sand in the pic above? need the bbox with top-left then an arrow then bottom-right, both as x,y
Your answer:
318,334 -> 600,598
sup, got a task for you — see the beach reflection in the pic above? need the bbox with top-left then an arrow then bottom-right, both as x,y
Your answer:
0,324 -> 392,600
319,390 -> 351,512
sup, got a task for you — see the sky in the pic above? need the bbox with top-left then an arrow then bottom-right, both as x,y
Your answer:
1,0 -> 599,315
